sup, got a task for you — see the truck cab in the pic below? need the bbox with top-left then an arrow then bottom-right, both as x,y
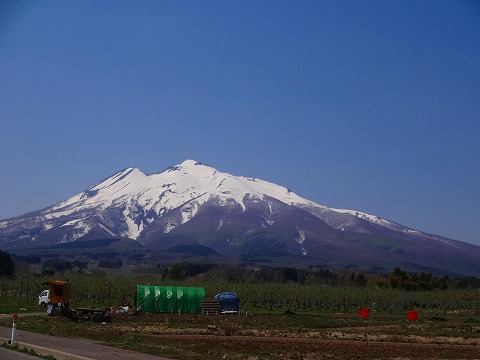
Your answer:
38,289 -> 50,306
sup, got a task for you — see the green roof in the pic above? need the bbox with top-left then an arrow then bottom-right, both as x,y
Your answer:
136,285 -> 206,314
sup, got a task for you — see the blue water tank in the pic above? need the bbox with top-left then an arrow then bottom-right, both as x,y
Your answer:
214,292 -> 239,313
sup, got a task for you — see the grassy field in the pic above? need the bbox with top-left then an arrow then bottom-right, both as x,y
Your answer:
0,296 -> 40,314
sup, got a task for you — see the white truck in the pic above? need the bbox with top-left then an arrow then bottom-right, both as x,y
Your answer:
38,289 -> 50,306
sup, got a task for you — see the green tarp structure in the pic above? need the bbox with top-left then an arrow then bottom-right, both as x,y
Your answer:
136,285 -> 206,314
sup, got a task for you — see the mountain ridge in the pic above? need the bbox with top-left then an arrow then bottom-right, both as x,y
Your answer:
1,160 -> 479,275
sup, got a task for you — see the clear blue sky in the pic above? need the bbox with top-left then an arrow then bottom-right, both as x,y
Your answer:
1,1 -> 479,245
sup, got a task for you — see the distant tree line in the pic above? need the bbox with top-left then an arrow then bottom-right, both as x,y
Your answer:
42,259 -> 72,273
4,251 -> 480,292
41,259 -> 88,273
449,276 -> 480,290
160,262 -> 341,286
98,259 -> 122,268
0,250 -> 15,277
12,254 -> 41,264
160,262 -> 477,291
373,267 -> 449,291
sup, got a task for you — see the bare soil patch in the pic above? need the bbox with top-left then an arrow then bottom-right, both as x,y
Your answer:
100,312 -> 480,359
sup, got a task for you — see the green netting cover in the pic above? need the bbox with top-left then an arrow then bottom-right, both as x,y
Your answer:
136,285 -> 206,314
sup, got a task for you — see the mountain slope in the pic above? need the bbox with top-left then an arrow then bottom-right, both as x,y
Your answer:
1,160 -> 479,275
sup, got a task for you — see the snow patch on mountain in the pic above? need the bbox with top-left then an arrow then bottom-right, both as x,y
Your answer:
296,229 -> 306,244
165,222 -> 177,233
43,223 -> 54,231
61,220 -> 79,227
98,223 -> 116,237
180,202 -> 200,224
295,230 -> 308,255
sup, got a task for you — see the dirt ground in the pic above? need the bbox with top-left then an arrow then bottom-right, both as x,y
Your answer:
153,333 -> 480,360
4,312 -> 480,359
106,312 -> 480,359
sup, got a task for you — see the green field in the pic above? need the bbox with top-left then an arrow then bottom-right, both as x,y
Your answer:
1,268 -> 480,359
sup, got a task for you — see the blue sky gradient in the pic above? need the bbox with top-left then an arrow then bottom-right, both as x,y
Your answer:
1,1 -> 479,244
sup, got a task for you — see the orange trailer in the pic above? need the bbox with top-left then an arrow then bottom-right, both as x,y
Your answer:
45,280 -> 71,306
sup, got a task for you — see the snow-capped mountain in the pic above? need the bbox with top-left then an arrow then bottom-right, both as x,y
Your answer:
1,160 -> 480,275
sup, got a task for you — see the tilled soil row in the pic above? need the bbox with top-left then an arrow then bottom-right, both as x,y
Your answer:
149,334 -> 480,359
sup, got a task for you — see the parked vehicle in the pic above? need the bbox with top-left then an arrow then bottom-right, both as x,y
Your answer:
38,280 -> 110,321
38,289 -> 50,306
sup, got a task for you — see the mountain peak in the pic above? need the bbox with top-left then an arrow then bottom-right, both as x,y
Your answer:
161,160 -> 213,174
178,160 -> 213,169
